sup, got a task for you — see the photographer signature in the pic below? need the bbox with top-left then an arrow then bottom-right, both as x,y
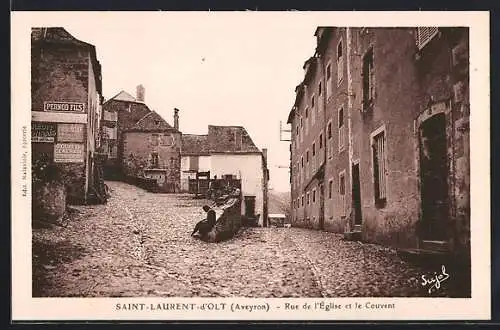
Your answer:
421,265 -> 450,294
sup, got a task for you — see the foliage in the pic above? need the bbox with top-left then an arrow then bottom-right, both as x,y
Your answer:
32,156 -> 65,187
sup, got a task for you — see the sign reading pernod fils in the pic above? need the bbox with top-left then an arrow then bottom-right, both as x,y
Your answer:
44,101 -> 86,112
54,143 -> 85,163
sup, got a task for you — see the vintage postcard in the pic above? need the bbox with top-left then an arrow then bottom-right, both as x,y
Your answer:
11,11 -> 490,321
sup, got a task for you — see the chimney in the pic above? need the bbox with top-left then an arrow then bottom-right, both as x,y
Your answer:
174,108 -> 179,130
136,84 -> 145,102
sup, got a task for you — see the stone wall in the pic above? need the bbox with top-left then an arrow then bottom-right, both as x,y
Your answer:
31,43 -> 89,111
122,131 -> 181,192
31,39 -> 92,203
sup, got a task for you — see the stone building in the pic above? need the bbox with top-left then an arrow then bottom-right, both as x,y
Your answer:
181,125 -> 269,227
122,110 -> 182,192
31,27 -> 103,203
287,27 -> 470,258
101,88 -> 181,192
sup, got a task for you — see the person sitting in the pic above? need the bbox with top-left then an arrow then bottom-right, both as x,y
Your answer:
191,205 -> 217,238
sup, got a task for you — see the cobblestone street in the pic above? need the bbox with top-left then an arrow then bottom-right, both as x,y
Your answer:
32,181 -> 468,298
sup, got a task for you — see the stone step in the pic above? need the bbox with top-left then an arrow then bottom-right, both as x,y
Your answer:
421,240 -> 450,252
397,248 -> 450,266
343,231 -> 362,241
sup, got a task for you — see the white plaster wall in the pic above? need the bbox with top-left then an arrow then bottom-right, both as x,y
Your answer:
180,155 -> 212,192
199,156 -> 211,172
210,154 -> 264,225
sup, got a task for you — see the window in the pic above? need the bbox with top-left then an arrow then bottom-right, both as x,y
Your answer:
339,171 -> 346,216
305,108 -> 309,135
313,189 -> 316,203
337,40 -> 344,85
104,126 -> 116,140
298,198 -> 301,208
362,48 -> 375,111
297,161 -> 300,183
416,27 -> 438,50
302,195 -> 304,207
319,133 -> 323,149
306,150 -> 309,163
338,107 -> 345,151
318,82 -> 322,96
307,192 -> 310,205
151,133 -> 159,146
312,142 -> 316,173
150,152 -> 159,168
326,62 -> 332,99
372,129 -> 387,207
301,156 -> 304,168
311,96 -> 315,125
327,121 -> 333,159
328,180 -> 333,199
160,134 -> 174,146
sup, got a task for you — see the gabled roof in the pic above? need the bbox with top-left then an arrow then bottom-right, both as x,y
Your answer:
207,125 -> 260,154
181,134 -> 210,156
109,90 -> 137,103
126,111 -> 178,133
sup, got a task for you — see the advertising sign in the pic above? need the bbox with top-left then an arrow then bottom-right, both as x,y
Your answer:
44,101 -> 86,112
54,143 -> 85,163
57,123 -> 85,142
31,122 -> 56,143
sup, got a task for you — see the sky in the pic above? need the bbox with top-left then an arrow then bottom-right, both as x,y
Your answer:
52,13 -> 319,192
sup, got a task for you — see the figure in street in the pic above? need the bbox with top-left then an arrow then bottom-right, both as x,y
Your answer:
191,205 -> 217,238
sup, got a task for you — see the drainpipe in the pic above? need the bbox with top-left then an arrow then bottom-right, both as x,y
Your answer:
346,27 -> 354,233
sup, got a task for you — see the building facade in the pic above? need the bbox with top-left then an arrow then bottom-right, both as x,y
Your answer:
101,89 -> 181,192
31,27 -> 103,203
288,27 -> 470,257
181,125 -> 269,227
122,111 -> 182,192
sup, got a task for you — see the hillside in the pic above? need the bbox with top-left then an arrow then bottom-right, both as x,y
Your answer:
267,190 -> 290,215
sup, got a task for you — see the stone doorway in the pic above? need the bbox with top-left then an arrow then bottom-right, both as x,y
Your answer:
419,112 -> 449,242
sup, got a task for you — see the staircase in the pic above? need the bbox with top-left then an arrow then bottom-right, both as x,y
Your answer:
344,224 -> 362,241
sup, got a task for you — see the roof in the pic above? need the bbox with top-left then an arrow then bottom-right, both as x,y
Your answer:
126,111 -> 178,133
181,125 -> 261,156
208,125 -> 261,154
108,90 -> 137,103
181,134 -> 210,156
32,27 -> 94,48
